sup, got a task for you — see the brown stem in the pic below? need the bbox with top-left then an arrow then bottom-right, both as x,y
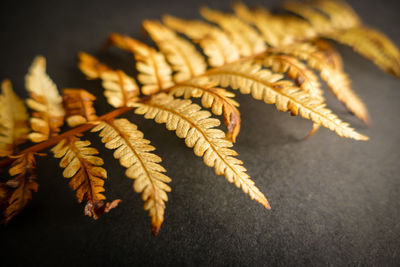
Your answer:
0,106 -> 133,171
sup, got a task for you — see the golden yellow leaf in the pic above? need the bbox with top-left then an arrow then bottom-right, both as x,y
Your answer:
284,1 -> 335,34
272,43 -> 370,124
233,2 -> 316,47
5,0 -> 395,233
285,0 -> 400,78
25,56 -> 65,142
107,34 -> 174,95
78,52 -> 140,107
91,118 -> 171,235
311,39 -> 343,70
134,94 -> 270,210
143,20 -> 207,82
328,28 -> 400,78
0,80 -> 29,157
200,6 -> 266,57
309,0 -> 361,30
260,54 -> 324,99
257,52 -> 326,141
169,78 -> 241,142
77,52 -> 111,78
163,15 -> 240,67
205,61 -> 368,140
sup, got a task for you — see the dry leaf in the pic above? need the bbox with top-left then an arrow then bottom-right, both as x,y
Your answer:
200,7 -> 266,57
51,136 -> 120,219
205,61 -> 368,140
5,0 -> 399,234
169,78 -> 241,142
25,56 -> 65,142
143,20 -> 207,82
163,15 -> 240,67
311,39 -> 343,70
0,152 -> 41,224
84,199 -> 122,220
135,94 -> 270,210
233,2 -> 316,47
78,52 -> 140,107
62,89 -> 98,127
92,118 -> 171,235
107,34 -> 174,95
271,42 -> 370,124
285,0 -> 400,77
0,80 -> 29,157
261,54 -> 324,99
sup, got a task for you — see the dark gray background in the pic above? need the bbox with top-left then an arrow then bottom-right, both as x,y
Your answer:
1,0 -> 399,266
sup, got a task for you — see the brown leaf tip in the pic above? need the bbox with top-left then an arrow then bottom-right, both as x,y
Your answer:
84,199 -> 122,220
151,224 -> 161,236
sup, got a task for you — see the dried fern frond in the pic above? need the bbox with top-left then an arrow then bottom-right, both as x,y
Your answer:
4,0 -> 396,233
25,56 -> 65,143
271,43 -> 370,124
0,80 -> 29,157
107,34 -> 174,95
0,152 -> 41,224
162,3 -> 369,125
357,28 -> 400,69
205,61 -> 368,140
284,1 -> 335,34
311,39 -> 343,70
51,136 -> 121,219
310,0 -> 361,29
163,15 -> 240,67
91,118 -> 171,235
260,54 -> 324,99
328,28 -> 400,78
134,93 -> 270,210
284,0 -> 359,33
284,0 -> 400,78
169,78 -> 241,142
78,52 -> 111,78
200,7 -> 266,57
78,52 -> 139,107
142,20 -> 207,82
256,53 -> 326,138
232,2 -> 316,47
62,89 -> 98,127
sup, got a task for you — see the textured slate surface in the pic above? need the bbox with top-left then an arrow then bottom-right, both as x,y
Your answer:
0,0 -> 399,266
